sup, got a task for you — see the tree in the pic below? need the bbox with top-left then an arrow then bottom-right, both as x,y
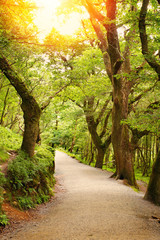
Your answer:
83,96 -> 112,168
71,0 -> 138,185
0,0 -> 37,43
62,47 -> 112,168
0,55 -> 41,157
0,0 -> 41,157
139,0 -> 160,204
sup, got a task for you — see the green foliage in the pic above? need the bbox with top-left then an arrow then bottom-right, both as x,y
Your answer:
15,195 -> 47,210
7,152 -> 36,191
67,47 -> 110,100
0,214 -> 8,227
0,171 -> 8,226
0,126 -> 22,152
6,145 -> 55,210
0,82 -> 21,131
0,0 -> 159,212
0,172 -> 6,217
135,170 -> 150,184
0,147 -> 9,164
0,171 -> 6,186
35,144 -> 55,162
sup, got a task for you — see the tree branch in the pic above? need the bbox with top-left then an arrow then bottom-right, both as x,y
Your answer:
103,134 -> 112,149
0,54 -> 40,111
100,109 -> 112,138
96,98 -> 111,125
139,0 -> 160,80
129,81 -> 158,109
41,83 -> 70,111
90,17 -> 112,80
82,0 -> 106,23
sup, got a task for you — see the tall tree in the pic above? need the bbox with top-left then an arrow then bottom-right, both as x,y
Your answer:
139,0 -> 160,204
0,55 -> 41,157
0,0 -> 41,157
80,0 -> 137,185
83,96 -> 112,168
62,47 -> 112,168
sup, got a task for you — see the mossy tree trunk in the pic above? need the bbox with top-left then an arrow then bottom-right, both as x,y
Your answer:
111,80 -> 136,185
0,55 -> 41,157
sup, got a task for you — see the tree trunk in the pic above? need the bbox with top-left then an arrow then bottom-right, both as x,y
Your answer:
84,102 -> 110,169
0,55 -> 41,157
106,1 -> 136,186
88,141 -> 95,165
95,147 -> 105,168
144,150 -> 160,205
86,117 -> 105,168
21,100 -> 41,157
104,147 -> 110,167
112,83 -> 136,185
139,0 -> 160,202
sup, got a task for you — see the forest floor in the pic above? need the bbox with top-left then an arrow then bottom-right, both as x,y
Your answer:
1,151 -> 160,240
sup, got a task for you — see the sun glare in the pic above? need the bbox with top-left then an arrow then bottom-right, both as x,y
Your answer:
56,13 -> 82,36
33,0 -> 83,41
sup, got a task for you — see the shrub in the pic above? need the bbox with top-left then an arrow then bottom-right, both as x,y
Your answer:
0,214 -> 8,227
0,172 -> 6,211
6,145 -> 55,209
0,171 -> 8,226
0,147 -> 9,164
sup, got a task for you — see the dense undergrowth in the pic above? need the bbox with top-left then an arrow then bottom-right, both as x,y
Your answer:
0,126 -> 22,164
6,147 -> 55,209
0,126 -> 55,227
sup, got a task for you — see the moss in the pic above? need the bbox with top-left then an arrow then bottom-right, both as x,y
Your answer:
131,186 -> 140,193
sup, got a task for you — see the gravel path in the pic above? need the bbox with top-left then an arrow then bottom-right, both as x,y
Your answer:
2,151 -> 160,240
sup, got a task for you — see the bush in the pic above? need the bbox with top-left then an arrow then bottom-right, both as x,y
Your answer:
0,147 -> 9,164
0,214 -> 8,227
0,171 -> 8,226
6,145 -> 55,210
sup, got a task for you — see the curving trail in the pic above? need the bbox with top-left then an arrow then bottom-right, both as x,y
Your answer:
2,151 -> 160,240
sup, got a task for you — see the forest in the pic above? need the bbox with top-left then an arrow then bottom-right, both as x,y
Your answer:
0,0 -> 160,228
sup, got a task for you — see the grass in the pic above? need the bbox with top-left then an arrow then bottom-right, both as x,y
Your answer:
135,170 -> 150,184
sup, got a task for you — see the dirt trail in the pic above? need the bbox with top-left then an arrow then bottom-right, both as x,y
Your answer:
1,151 -> 160,240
